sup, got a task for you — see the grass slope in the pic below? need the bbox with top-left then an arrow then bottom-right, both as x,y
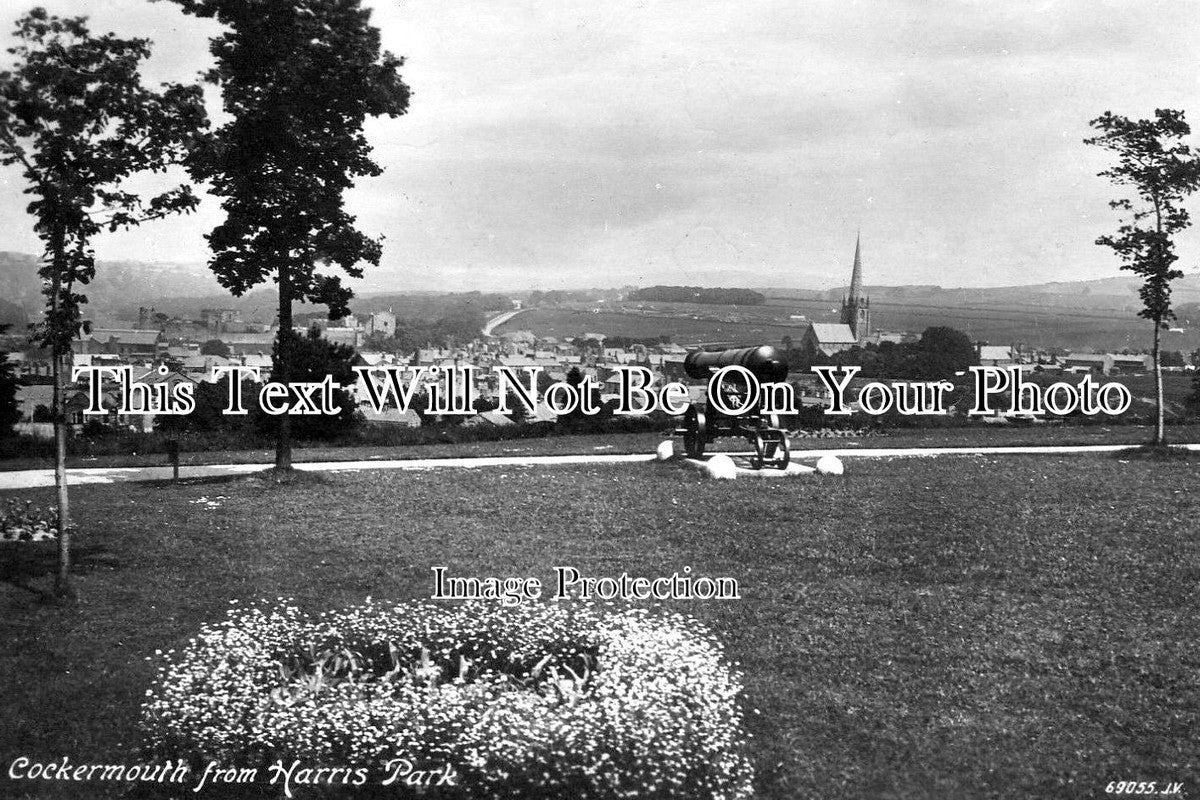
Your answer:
1,455 -> 1198,798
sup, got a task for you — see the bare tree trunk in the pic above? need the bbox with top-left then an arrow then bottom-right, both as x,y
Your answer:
48,236 -> 74,601
1153,321 -> 1165,445
275,262 -> 293,471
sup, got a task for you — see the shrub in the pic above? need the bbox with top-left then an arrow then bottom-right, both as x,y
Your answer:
0,497 -> 60,541
141,600 -> 754,799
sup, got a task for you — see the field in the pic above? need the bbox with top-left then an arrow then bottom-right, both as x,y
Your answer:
495,300 -> 1200,354
495,305 -> 807,346
2,452 -> 1198,799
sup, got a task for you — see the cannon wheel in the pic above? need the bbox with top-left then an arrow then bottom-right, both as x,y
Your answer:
773,432 -> 791,470
751,432 -> 767,470
752,430 -> 791,470
683,406 -> 707,459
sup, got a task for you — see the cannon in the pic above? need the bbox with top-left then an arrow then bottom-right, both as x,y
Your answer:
675,345 -> 791,469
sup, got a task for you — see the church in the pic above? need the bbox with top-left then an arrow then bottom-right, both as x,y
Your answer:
798,236 -> 872,359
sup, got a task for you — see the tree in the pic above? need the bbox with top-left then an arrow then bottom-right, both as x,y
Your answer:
200,338 -> 231,357
1161,349 -> 1185,368
504,390 -> 529,424
913,326 -> 978,379
172,0 -> 410,470
0,326 -> 20,438
253,328 -> 361,441
0,9 -> 206,600
1086,109 -> 1200,444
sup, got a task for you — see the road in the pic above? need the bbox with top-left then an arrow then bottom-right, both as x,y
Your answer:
1,442 -> 1195,490
481,308 -> 528,337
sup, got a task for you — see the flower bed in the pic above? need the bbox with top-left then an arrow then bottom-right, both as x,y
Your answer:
1,498 -> 60,542
141,600 -> 755,799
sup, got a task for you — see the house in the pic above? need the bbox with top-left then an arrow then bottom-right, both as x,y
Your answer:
223,333 -> 276,356
366,311 -> 396,338
1109,354 -> 1154,374
798,323 -> 859,359
358,406 -> 421,427
1062,352 -> 1153,376
321,327 -> 359,348
240,353 -> 273,374
353,351 -> 401,369
72,329 -> 162,358
463,410 -> 514,427
977,345 -> 1016,367
181,354 -> 230,376
497,355 -> 538,369
15,384 -> 55,422
1061,353 -> 1110,374
166,343 -> 200,359
201,309 -> 239,332
602,348 -> 630,363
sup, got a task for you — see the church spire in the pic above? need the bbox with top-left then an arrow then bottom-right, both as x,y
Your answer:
848,231 -> 864,301
840,232 -> 871,342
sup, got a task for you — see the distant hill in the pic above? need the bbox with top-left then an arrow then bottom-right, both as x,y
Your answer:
0,298 -> 27,329
5,249 -> 1200,340
0,251 -> 226,323
773,274 -> 1200,319
0,252 -> 506,326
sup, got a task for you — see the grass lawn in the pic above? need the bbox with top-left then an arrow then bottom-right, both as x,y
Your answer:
1,453 -> 1198,798
5,421 -> 1200,473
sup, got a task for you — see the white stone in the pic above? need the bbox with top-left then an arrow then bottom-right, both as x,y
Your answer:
656,440 -> 675,461
816,455 -> 844,475
705,454 -> 738,480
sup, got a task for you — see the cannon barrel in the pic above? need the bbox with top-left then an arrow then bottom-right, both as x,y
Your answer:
684,345 -> 789,383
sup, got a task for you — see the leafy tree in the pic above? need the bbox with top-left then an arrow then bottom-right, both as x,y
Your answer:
628,286 -> 767,306
558,366 -> 586,426
199,338 -> 230,357
172,0 -> 409,470
253,328 -> 361,441
1086,109 -> 1200,444
913,326 -> 978,379
408,389 -> 433,426
0,326 -> 20,438
1161,349 -> 1185,368
156,373 -> 257,435
575,334 -> 604,358
504,390 -> 529,424
0,9 -> 206,600
472,394 -> 499,413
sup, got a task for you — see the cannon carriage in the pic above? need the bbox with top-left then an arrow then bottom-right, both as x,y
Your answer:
675,345 -> 792,470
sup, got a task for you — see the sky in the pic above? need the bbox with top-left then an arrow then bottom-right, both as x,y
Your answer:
1,0 -> 1199,292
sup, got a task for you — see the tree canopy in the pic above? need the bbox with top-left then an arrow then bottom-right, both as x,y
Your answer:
0,8 -> 206,599
171,0 -> 409,469
172,0 -> 410,318
0,327 -> 20,439
1086,109 -> 1200,443
0,9 -> 206,355
199,338 -> 231,358
1085,110 -> 1200,329
627,286 -> 766,306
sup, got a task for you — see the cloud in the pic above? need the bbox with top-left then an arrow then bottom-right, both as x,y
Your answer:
2,0 -> 1199,290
